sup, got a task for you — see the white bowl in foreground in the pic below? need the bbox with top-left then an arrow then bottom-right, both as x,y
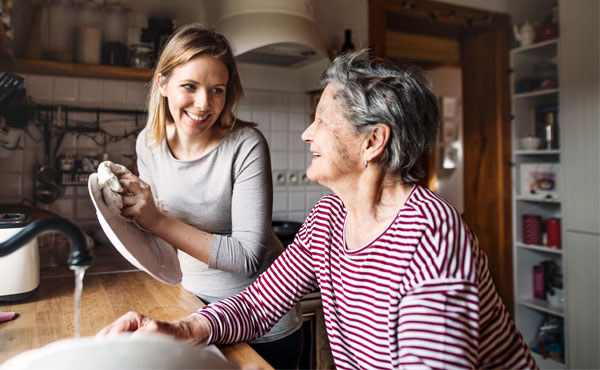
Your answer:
0,334 -> 236,370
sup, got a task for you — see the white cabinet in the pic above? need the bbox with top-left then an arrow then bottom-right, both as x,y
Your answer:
559,1 -> 600,368
511,38 -> 566,368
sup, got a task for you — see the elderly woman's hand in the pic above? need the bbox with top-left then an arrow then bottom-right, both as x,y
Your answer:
97,311 -> 212,346
119,173 -> 163,232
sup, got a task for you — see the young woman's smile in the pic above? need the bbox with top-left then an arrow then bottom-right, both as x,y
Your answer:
158,54 -> 229,139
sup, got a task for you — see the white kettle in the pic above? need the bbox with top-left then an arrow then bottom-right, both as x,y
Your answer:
0,213 -> 40,302
513,21 -> 536,47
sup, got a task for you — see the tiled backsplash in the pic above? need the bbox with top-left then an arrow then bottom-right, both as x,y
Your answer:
0,74 -> 329,237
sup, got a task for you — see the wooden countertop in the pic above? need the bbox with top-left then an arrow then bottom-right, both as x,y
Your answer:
0,246 -> 272,369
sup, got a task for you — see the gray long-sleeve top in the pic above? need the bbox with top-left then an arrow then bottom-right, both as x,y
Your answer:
136,125 -> 302,342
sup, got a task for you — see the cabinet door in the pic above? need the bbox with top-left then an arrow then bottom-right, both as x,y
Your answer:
565,231 -> 599,369
559,0 -> 600,234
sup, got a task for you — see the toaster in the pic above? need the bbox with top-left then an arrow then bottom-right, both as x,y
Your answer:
0,213 -> 40,302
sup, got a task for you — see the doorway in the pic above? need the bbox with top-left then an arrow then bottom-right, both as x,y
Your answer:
369,0 -> 513,311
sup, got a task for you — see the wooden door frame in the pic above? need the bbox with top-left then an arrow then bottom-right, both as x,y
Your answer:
368,0 -> 514,312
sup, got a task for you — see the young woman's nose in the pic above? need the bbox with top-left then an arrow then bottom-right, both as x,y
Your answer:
301,121 -> 315,142
194,90 -> 210,110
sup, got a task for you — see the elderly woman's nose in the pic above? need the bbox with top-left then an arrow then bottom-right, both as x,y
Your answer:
301,122 -> 314,142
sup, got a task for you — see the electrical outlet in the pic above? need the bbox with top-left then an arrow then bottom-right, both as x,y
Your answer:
288,171 -> 301,186
273,171 -> 287,186
301,172 -> 311,185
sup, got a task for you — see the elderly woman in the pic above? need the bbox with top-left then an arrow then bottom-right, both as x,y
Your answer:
99,50 -> 536,369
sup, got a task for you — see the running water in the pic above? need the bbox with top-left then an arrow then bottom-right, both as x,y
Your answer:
71,266 -> 88,338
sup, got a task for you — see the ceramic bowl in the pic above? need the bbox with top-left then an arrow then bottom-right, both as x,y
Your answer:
520,136 -> 541,150
0,334 -> 235,370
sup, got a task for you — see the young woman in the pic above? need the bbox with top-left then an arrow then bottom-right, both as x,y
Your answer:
116,24 -> 303,369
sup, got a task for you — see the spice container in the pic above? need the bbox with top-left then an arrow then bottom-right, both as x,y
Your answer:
101,1 -> 128,66
76,0 -> 102,64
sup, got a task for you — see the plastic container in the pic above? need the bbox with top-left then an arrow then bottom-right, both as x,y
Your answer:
76,0 -> 102,64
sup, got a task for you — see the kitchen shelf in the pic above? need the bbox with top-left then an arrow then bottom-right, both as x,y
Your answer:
515,196 -> 561,203
514,88 -> 559,99
516,242 -> 563,255
514,149 -> 560,156
510,38 -> 559,56
0,59 -> 152,81
511,31 -> 566,367
517,297 -> 564,317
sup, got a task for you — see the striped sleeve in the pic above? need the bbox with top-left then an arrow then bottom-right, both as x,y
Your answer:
197,209 -> 319,344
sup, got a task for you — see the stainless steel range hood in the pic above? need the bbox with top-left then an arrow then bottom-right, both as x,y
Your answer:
208,0 -> 331,92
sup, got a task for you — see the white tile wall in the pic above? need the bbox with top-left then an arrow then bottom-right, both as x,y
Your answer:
240,89 -> 331,222
0,77 -> 330,233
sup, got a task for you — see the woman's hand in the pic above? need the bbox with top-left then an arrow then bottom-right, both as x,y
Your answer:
119,173 -> 163,232
97,311 -> 212,346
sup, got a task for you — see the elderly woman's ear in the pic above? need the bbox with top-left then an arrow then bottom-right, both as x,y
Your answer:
363,123 -> 390,163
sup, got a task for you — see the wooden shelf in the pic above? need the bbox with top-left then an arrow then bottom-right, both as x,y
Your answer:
1,59 -> 152,81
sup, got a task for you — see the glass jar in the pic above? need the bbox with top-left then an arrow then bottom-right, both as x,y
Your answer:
128,43 -> 152,68
76,0 -> 102,64
44,0 -> 76,62
101,1 -> 128,66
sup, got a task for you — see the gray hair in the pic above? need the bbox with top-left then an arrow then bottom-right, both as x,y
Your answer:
320,49 -> 440,183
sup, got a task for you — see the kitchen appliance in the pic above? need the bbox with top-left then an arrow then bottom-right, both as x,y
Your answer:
0,213 -> 39,302
208,0 -> 330,92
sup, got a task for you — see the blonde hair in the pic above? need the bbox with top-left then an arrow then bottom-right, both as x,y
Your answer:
145,24 -> 244,148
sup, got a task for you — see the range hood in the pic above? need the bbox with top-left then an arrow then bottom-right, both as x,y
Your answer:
208,0 -> 331,92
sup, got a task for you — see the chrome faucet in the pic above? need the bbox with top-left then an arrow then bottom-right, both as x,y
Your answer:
0,217 -> 94,267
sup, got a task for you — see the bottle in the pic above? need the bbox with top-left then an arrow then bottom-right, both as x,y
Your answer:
545,112 -> 554,149
341,29 -> 355,53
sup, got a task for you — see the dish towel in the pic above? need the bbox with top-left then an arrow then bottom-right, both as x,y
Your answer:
96,161 -> 168,220
0,311 -> 18,323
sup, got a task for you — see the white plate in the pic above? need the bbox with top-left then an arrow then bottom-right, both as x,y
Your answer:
88,173 -> 182,285
0,334 -> 235,370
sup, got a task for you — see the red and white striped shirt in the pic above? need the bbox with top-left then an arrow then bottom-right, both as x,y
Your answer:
199,186 -> 537,369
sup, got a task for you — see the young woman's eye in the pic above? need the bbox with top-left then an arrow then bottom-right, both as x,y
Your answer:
211,87 -> 225,95
182,84 -> 196,91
